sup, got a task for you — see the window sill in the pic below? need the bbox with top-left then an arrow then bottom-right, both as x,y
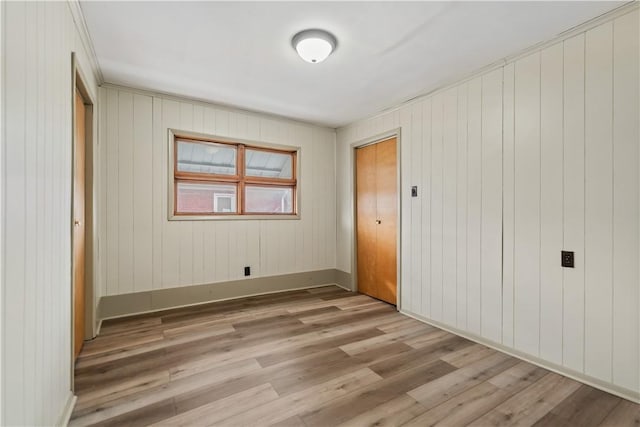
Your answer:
168,213 -> 301,221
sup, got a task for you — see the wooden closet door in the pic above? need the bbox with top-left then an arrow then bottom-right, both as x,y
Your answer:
356,144 -> 378,299
73,91 -> 86,359
374,138 -> 397,305
356,137 -> 397,305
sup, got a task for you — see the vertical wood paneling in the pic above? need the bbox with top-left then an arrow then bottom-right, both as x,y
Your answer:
502,62 -> 515,347
2,1 -> 100,424
456,85 -> 468,329
399,105 -> 412,310
611,10 -> 639,392
326,130 -> 337,270
35,6 -> 51,421
300,125 -> 314,273
514,52 -> 541,356
161,100 -> 181,288
584,22 -> 614,383
99,88 -> 109,297
151,97 -> 164,290
101,88 -> 337,295
430,94 -> 444,321
294,126 -> 306,273
420,99 -> 432,317
466,77 -> 482,335
191,105 -> 205,284
562,33 -> 586,373
410,101 -> 423,314
442,88 -> 458,326
5,2 -> 27,422
117,92 -> 134,294
334,7 -> 639,400
539,42 -> 564,364
178,102 -> 194,286
105,89 -> 120,295
23,4 -> 37,420
202,107 -> 217,281
480,68 -> 503,343
132,94 -> 153,292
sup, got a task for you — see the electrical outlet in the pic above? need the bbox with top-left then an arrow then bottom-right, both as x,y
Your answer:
244,266 -> 251,276
561,251 -> 574,268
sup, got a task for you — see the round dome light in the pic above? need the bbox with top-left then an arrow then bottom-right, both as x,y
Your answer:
292,29 -> 337,64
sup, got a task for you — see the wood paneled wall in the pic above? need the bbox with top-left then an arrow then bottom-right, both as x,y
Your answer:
1,1 -> 100,424
336,7 -> 639,399
98,86 -> 337,297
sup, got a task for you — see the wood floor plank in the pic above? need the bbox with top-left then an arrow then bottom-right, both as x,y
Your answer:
468,373 -> 582,426
440,342 -> 496,367
74,370 -> 170,413
150,383 -> 279,427
339,322 -> 432,355
300,360 -> 456,426
598,400 -> 640,427
87,398 -> 176,427
407,352 -> 519,410
532,385 -> 622,427
337,394 -> 428,427
71,286 -> 639,427
219,367 -> 382,426
369,335 -> 471,378
403,361 -> 548,427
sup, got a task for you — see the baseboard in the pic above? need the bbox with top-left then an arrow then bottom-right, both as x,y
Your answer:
56,392 -> 77,427
98,269 -> 343,320
334,269 -> 353,291
401,309 -> 640,404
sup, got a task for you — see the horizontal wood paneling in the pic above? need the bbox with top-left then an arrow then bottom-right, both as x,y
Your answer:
1,1 -> 100,424
336,7 -> 639,399
99,86 -> 337,297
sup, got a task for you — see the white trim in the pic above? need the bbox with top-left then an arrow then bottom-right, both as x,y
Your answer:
401,309 -> 640,404
66,0 -> 103,85
55,392 -> 77,427
0,0 -> 5,423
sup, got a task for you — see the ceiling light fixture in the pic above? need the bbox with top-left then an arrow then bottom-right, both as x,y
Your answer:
292,29 -> 337,64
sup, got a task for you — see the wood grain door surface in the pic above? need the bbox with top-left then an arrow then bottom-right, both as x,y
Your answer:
73,90 -> 86,360
356,137 -> 397,305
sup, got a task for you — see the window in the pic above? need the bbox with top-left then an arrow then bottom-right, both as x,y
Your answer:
171,132 -> 298,218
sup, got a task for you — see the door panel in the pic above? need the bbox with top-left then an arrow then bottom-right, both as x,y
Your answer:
375,138 -> 398,305
356,137 -> 398,305
73,91 -> 86,360
356,144 -> 378,299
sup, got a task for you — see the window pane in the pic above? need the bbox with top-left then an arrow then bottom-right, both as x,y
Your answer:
177,140 -> 237,175
176,182 -> 237,213
245,186 -> 294,214
245,149 -> 293,179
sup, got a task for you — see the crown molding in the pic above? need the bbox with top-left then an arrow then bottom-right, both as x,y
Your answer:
67,0 -> 104,85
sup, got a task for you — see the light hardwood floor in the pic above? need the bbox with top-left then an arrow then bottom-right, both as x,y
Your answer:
71,286 -> 639,426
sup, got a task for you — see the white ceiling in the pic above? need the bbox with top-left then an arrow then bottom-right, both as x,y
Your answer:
81,1 -> 623,128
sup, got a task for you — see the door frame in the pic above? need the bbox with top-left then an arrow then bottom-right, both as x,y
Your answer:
70,53 -> 97,387
351,128 -> 402,310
